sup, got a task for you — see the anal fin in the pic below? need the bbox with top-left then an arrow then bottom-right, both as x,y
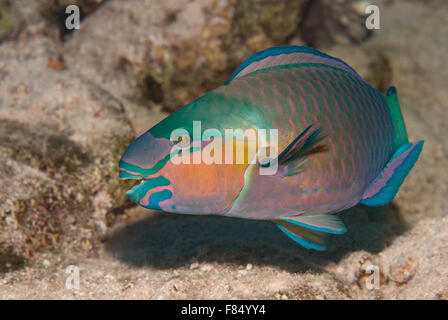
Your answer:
275,220 -> 328,251
284,214 -> 347,234
275,213 -> 347,251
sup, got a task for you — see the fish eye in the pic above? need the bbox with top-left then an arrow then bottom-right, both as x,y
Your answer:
174,136 -> 183,144
172,134 -> 190,147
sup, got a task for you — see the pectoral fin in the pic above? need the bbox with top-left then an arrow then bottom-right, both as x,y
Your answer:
263,124 -> 327,177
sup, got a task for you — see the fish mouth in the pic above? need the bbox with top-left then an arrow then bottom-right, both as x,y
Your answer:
124,175 -> 162,202
119,161 -> 172,208
122,174 -> 173,208
126,179 -> 147,199
119,168 -> 153,195
119,167 -> 146,180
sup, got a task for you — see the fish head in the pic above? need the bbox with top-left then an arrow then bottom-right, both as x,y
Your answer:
119,94 -> 248,215
119,128 -> 175,210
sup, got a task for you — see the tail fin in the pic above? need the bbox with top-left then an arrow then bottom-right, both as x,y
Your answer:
385,86 -> 409,152
360,86 -> 424,207
361,87 -> 423,206
361,140 -> 424,207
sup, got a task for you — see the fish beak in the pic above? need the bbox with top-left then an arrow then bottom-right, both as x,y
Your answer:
125,178 -> 146,200
119,130 -> 174,206
118,130 -> 173,180
124,175 -> 172,208
119,169 -> 143,180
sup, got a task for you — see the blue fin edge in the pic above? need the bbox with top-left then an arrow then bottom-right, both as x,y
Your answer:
276,224 -> 326,251
227,46 -> 356,83
283,217 -> 347,235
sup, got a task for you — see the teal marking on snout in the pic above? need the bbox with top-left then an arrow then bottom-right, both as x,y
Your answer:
119,170 -> 142,180
126,176 -> 171,203
119,154 -> 171,178
147,189 -> 173,210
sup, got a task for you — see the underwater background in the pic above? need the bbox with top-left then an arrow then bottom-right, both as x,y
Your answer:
0,0 -> 447,299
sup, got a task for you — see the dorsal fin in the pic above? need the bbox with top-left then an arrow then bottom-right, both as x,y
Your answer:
227,46 -> 360,83
385,86 -> 409,152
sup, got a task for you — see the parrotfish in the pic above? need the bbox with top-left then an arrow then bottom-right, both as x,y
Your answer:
119,46 -> 423,250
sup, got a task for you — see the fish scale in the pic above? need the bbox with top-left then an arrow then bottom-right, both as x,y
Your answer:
223,64 -> 393,187
220,66 -> 392,217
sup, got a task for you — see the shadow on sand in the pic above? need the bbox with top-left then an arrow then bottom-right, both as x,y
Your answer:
105,203 -> 408,273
